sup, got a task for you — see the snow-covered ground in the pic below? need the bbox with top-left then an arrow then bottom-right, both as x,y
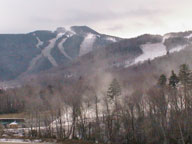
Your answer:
162,34 -> 172,43
26,33 -> 65,72
79,33 -> 96,56
125,43 -> 167,68
0,138 -> 42,143
124,41 -> 188,68
169,45 -> 187,53
58,37 -> 72,60
33,33 -> 44,49
49,102 -> 105,132
105,37 -> 117,42
35,37 -> 44,49
26,54 -> 42,72
185,33 -> 192,39
135,43 -> 167,64
42,34 -> 64,67
0,81 -> 20,90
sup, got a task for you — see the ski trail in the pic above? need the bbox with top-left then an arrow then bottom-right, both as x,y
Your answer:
36,37 -> 44,48
79,33 -> 96,56
124,42 -> 188,68
27,34 -> 64,72
125,43 -> 167,68
58,37 -> 72,60
42,34 -> 64,67
185,33 -> 192,39
169,45 -> 187,53
27,54 -> 43,72
33,33 -> 44,48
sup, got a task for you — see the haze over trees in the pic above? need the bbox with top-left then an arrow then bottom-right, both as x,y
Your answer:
1,63 -> 192,144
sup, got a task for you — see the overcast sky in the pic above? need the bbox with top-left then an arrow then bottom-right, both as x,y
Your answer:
0,0 -> 192,38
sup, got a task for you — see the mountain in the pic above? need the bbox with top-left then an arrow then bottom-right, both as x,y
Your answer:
0,26 -> 122,80
20,30 -> 192,90
0,26 -> 192,86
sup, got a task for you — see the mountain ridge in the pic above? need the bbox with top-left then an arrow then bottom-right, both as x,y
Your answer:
0,27 -> 192,83
0,26 -> 122,80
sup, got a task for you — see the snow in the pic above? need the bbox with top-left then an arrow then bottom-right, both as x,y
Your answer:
26,54 -> 42,72
79,33 -> 96,56
162,34 -> 172,43
0,139 -> 28,143
41,34 -> 64,67
27,33 -> 65,72
185,33 -> 192,39
105,37 -> 117,42
58,37 -> 72,60
96,35 -> 101,38
33,33 -> 43,48
49,103 -> 104,134
124,32 -> 190,68
0,81 -> 20,90
68,27 -> 76,35
136,43 -> 167,63
35,37 -> 44,48
0,138 -> 41,143
9,121 -> 18,125
169,45 -> 187,53
125,43 -> 167,68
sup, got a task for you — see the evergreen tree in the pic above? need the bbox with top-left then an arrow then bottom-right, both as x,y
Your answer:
179,64 -> 192,110
107,78 -> 121,100
179,64 -> 191,87
158,74 -> 167,87
169,70 -> 179,88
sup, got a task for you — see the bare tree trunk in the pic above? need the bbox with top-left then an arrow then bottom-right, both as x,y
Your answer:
178,122 -> 185,144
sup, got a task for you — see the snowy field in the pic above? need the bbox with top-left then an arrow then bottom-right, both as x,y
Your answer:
0,139 -> 50,144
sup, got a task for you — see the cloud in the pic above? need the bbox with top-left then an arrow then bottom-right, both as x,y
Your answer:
0,0 -> 192,37
57,8 -> 166,24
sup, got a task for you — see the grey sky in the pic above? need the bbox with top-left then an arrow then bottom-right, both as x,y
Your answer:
0,0 -> 192,38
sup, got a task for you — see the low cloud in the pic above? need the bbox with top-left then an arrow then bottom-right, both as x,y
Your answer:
0,0 -> 192,37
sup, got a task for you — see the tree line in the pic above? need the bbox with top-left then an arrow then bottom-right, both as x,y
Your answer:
1,64 -> 192,144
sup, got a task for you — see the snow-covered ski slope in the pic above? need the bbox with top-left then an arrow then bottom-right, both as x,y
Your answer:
41,34 -> 64,67
79,33 -> 97,56
27,33 -> 65,72
58,37 -> 72,60
125,33 -> 191,68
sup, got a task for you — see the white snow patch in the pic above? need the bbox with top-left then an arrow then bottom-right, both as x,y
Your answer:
49,103 -> 104,134
26,54 -> 42,72
35,37 -> 44,48
124,42 -> 188,68
162,34 -> 172,43
9,121 -> 18,125
169,45 -> 187,53
96,35 -> 101,38
33,33 -> 44,48
125,43 -> 167,68
0,138 -> 41,143
41,34 -> 64,67
105,37 -> 117,42
58,37 -> 72,60
135,43 -> 167,63
27,33 -> 65,72
64,27 -> 76,37
185,33 -> 192,39
79,33 -> 96,56
0,81 -> 20,90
